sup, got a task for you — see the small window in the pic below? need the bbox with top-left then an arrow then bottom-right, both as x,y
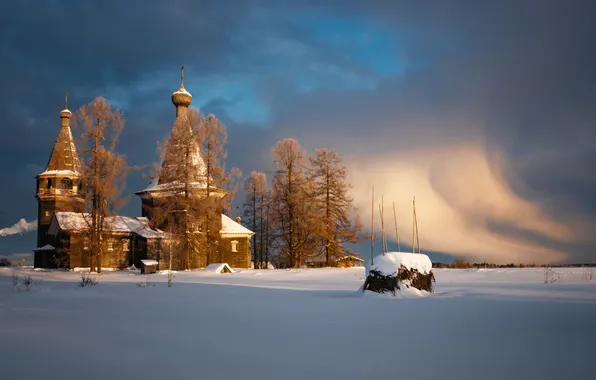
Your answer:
84,237 -> 89,250
45,210 -> 50,217
107,239 -> 114,251
61,178 -> 73,190
122,239 -> 130,252
231,240 -> 238,253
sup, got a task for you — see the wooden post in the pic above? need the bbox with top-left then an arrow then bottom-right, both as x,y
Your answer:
381,194 -> 389,253
414,196 -> 420,254
412,196 -> 420,254
412,197 -> 415,254
371,186 -> 375,265
378,204 -> 384,254
393,201 -> 400,252
381,194 -> 388,254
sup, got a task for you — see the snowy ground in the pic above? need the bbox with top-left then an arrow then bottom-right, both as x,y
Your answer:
1,266 -> 595,380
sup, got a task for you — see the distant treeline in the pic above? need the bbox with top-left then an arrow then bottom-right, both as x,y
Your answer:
434,259 -> 596,269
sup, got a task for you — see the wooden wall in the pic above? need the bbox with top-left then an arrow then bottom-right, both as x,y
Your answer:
219,236 -> 250,268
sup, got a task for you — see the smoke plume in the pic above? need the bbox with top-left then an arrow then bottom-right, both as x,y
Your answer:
0,218 -> 38,237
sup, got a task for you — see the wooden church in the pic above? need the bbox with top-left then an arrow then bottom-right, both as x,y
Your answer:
34,72 -> 254,270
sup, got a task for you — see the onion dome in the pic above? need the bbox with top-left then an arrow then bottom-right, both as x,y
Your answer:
60,93 -> 72,119
172,65 -> 192,107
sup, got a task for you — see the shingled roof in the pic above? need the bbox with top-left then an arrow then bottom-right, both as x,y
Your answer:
39,97 -> 81,176
137,69 -> 215,194
50,212 -> 166,239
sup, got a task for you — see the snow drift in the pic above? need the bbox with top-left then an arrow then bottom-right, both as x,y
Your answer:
363,252 -> 435,295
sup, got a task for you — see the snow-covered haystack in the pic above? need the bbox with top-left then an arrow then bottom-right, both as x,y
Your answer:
363,252 -> 435,295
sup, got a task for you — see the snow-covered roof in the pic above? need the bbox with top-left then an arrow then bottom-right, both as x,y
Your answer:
136,114 -> 219,196
52,212 -> 166,239
38,169 -> 80,177
306,254 -> 364,263
34,244 -> 55,251
137,178 -> 209,194
220,214 -> 254,236
340,255 -> 364,262
173,88 -> 192,97
141,260 -> 159,266
204,263 -> 235,273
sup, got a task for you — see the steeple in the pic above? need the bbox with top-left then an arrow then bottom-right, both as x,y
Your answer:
35,94 -> 85,255
136,67 -> 223,225
44,93 -> 81,174
159,66 -> 206,187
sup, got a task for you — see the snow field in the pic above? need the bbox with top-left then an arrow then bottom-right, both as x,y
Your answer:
0,266 -> 595,380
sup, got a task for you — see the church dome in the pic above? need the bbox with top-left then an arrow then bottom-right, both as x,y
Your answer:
172,85 -> 192,107
59,108 -> 72,119
59,93 -> 72,119
172,65 -> 192,107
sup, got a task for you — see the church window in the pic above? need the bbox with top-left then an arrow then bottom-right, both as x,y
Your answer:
61,178 -> 73,190
231,240 -> 238,253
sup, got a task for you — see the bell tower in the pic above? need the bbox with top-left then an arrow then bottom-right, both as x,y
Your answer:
35,93 -> 86,249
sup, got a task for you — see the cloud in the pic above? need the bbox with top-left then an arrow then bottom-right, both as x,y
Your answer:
347,144 -> 595,264
0,0 -> 594,264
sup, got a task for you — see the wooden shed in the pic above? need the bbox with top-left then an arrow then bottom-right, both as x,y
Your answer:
141,259 -> 159,275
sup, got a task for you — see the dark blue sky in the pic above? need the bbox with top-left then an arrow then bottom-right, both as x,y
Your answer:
0,0 -> 594,264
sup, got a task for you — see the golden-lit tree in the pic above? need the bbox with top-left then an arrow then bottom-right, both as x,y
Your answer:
308,148 -> 361,265
270,138 -> 320,268
201,114 -> 241,263
146,109 -> 239,269
73,97 -> 129,274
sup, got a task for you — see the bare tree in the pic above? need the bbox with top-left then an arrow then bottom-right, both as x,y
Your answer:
581,267 -> 594,282
243,171 -> 267,268
73,97 -> 129,274
543,266 -> 559,284
200,114 -> 241,263
270,138 -> 319,268
147,107 -> 206,269
308,148 -> 361,266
